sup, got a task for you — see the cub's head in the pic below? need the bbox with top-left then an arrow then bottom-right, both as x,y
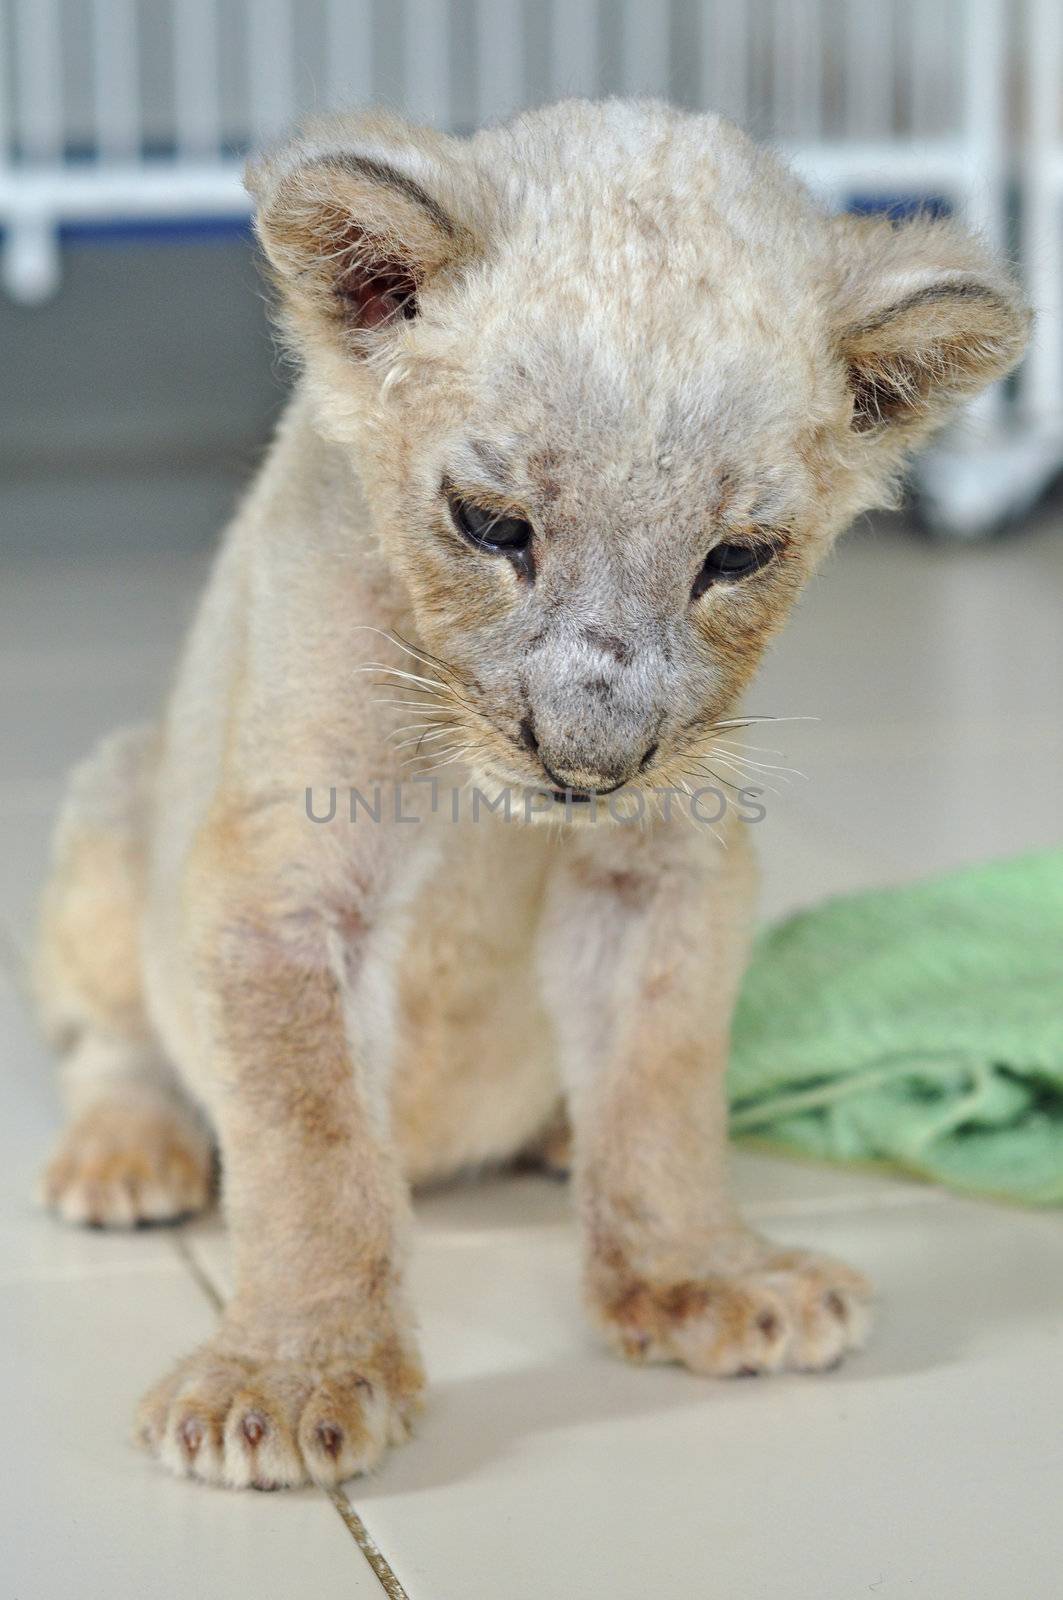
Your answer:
249,100 -> 1027,805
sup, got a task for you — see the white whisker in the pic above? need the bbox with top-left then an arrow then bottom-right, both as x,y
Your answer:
709,738 -> 785,756
386,719 -> 450,738
687,753 -> 784,796
350,625 -> 451,676
393,727 -> 456,751
371,697 -> 455,712
712,714 -> 819,728
710,742 -> 807,779
354,663 -> 445,691
675,778 -> 726,847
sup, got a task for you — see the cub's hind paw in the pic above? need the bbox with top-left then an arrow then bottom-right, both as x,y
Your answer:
40,1094 -> 214,1227
137,1339 -> 425,1489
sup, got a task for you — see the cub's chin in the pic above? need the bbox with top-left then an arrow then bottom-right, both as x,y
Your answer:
466,765 -> 638,829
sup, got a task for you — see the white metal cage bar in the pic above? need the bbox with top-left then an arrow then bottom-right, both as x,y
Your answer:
13,0 -> 63,164
403,0 -> 450,127
550,0 -> 598,101
843,0 -> 893,143
0,0 -> 1048,451
771,0 -> 821,145
174,0 -> 221,159
620,5 -> 671,99
326,0 -> 373,112
92,0 -> 140,162
701,1 -> 748,129
247,0 -> 295,146
475,0 -> 523,125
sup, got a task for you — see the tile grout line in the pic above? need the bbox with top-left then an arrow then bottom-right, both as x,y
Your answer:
170,1231 -> 412,1600
326,1491 -> 413,1600
170,1230 -> 225,1314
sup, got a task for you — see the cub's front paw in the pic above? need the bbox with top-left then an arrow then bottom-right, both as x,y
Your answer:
136,1334 -> 425,1489
591,1241 -> 872,1377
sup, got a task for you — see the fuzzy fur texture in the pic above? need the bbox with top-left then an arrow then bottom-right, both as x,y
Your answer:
34,100 -> 1028,1489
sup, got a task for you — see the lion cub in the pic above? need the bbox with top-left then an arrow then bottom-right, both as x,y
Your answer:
34,100 -> 1027,1489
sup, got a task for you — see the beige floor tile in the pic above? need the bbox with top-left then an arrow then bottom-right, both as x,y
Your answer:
757,514 -> 1063,732
52,1157 -> 1063,1600
759,720 -> 1063,888
348,1194 -> 1063,1600
3,1270 -> 381,1599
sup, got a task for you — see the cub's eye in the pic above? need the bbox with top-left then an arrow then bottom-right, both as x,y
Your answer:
692,540 -> 777,599
448,493 -> 533,555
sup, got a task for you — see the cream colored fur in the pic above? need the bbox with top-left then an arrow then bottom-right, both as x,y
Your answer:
34,99 -> 1028,1489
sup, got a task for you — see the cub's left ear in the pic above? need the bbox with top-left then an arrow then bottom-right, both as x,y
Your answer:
246,111 -> 482,349
832,214 -> 1030,436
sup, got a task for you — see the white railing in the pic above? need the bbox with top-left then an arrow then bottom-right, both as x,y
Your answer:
8,0 -> 1063,525
0,0 -> 1012,298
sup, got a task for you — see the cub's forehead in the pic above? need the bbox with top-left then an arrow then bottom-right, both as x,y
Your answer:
476,199 -> 828,335
439,308 -> 827,501
449,214 -> 833,438
441,364 -> 818,533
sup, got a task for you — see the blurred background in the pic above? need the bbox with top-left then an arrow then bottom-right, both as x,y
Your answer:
2,0 -> 1063,554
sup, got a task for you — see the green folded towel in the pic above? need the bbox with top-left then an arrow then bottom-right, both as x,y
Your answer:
728,850 -> 1063,1205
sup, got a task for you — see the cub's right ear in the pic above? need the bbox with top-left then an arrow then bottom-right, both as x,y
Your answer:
246,113 -> 481,349
831,212 -> 1030,440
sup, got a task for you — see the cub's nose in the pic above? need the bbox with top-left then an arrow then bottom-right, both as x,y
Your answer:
519,718 -> 657,795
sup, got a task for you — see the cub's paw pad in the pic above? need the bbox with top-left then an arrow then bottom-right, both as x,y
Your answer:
39,1098 -> 214,1228
597,1247 -> 872,1377
136,1345 -> 424,1489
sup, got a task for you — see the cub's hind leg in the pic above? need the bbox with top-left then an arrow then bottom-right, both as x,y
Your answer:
34,725 -> 214,1227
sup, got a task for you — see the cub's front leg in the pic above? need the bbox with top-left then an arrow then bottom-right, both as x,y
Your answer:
540,819 -> 872,1378
137,809 -> 424,1489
